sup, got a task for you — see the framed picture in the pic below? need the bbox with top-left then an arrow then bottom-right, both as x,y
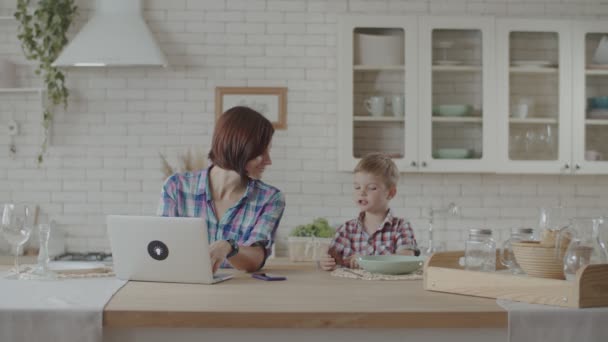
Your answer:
215,87 -> 287,129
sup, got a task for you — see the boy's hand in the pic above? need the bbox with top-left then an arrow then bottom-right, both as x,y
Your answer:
347,254 -> 361,269
319,254 -> 336,271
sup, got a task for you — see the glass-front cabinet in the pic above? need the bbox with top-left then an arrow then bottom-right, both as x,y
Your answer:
338,16 -> 418,172
338,16 -> 496,173
339,15 -> 608,175
418,16 -> 496,172
496,19 -> 572,174
573,22 -> 608,174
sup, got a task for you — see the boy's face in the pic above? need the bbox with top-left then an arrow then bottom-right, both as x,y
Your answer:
353,172 -> 396,214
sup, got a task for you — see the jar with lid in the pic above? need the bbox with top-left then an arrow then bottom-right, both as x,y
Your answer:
464,228 -> 496,272
500,227 -> 535,274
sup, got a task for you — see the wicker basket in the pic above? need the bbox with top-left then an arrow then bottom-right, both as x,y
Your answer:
512,241 -> 568,279
287,237 -> 332,262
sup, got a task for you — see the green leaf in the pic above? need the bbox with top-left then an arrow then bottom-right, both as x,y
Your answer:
15,0 -> 77,165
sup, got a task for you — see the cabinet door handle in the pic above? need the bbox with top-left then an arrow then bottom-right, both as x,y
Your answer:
564,163 -> 570,169
422,161 -> 427,167
410,161 -> 417,167
575,164 -> 581,170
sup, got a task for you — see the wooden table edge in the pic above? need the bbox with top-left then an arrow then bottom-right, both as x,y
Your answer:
103,311 -> 507,329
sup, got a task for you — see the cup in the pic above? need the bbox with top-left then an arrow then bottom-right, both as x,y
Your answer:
390,95 -> 404,117
585,150 -> 602,161
364,96 -> 385,117
512,103 -> 529,118
511,98 -> 534,118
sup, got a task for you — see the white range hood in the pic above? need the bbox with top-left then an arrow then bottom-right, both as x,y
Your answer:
53,0 -> 167,67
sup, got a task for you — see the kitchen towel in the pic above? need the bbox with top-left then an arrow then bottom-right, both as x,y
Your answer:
0,273 -> 126,342
497,299 -> 608,342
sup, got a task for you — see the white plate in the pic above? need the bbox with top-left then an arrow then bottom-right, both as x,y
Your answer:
434,60 -> 462,66
587,64 -> 608,70
588,110 -> 608,119
511,60 -> 554,67
48,261 -> 108,273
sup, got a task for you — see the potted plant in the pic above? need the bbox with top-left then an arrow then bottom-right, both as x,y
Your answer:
14,0 -> 78,164
288,218 -> 336,262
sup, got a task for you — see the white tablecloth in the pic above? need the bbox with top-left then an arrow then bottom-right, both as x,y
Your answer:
497,299 -> 608,342
0,273 -> 126,342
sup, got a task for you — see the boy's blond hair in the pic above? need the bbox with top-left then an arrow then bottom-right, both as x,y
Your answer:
354,152 -> 399,188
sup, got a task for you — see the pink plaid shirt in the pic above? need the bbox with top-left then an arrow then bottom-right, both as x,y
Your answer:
328,209 -> 418,267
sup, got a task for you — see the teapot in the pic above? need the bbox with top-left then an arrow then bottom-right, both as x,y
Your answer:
556,217 -> 608,280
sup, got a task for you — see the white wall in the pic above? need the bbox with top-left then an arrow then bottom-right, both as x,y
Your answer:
1,0 -> 608,254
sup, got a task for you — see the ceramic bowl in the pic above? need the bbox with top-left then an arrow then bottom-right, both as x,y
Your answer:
512,241 -> 568,279
357,255 -> 424,275
432,104 -> 473,117
433,148 -> 473,159
589,96 -> 608,109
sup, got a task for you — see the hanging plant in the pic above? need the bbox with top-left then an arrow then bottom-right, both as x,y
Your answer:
14,0 -> 77,164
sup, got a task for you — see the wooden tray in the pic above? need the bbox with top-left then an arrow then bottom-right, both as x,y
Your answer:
423,251 -> 608,308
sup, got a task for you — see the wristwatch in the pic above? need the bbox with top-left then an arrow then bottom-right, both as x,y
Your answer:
226,239 -> 239,258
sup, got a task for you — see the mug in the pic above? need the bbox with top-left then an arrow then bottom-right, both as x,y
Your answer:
390,95 -> 404,117
511,103 -> 529,118
511,98 -> 534,118
364,96 -> 385,117
585,150 -> 602,161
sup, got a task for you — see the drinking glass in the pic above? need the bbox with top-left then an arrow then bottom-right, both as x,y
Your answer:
1,204 -> 32,279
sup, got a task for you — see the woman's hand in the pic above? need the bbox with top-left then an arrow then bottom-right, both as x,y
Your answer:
319,254 -> 336,271
209,240 -> 231,273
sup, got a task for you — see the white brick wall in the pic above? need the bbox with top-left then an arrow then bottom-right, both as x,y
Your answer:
1,0 -> 608,254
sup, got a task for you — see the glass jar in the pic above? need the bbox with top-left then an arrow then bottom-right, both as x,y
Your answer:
500,227 -> 535,274
464,228 -> 496,272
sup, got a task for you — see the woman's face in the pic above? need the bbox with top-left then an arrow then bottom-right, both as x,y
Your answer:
245,144 -> 272,180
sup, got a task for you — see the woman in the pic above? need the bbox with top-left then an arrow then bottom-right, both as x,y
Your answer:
157,106 -> 286,273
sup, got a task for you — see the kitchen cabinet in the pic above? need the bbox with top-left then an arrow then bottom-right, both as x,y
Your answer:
338,15 -> 497,173
337,16 -> 418,172
418,16 -> 496,173
572,22 -> 608,174
496,19 -> 573,174
340,15 -> 608,174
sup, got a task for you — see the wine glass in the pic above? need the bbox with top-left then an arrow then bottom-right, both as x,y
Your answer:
1,204 -> 32,279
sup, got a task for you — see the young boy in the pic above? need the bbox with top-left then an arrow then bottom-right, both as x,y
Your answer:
320,152 -> 418,271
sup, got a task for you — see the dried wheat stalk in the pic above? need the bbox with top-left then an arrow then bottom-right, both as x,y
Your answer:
159,147 -> 207,179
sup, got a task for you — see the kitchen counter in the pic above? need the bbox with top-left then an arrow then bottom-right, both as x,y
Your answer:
104,259 -> 507,329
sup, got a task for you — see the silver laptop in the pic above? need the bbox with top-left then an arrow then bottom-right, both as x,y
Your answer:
107,215 -> 233,284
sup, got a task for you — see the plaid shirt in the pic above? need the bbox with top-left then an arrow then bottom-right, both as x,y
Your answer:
157,166 -> 286,259
328,210 -> 418,267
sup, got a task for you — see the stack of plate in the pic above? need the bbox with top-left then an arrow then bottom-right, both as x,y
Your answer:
433,104 -> 473,117
588,109 -> 608,119
511,60 -> 555,68
433,148 -> 473,159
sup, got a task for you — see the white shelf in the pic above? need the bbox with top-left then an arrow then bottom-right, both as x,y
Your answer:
432,65 -> 481,72
586,69 -> 608,76
353,65 -> 405,71
353,116 -> 404,122
432,116 -> 482,123
509,118 -> 559,124
0,16 -> 15,21
585,119 -> 608,125
0,87 -> 43,93
509,66 -> 558,74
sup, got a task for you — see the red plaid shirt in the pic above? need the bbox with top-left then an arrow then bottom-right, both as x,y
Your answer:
328,209 -> 418,267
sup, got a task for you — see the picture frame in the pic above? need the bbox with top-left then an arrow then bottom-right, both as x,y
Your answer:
215,87 -> 287,129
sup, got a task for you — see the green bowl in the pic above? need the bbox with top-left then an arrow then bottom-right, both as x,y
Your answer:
432,104 -> 473,117
433,148 -> 473,159
357,255 -> 424,275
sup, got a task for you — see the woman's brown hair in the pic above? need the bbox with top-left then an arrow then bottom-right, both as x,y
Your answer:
209,106 -> 275,178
